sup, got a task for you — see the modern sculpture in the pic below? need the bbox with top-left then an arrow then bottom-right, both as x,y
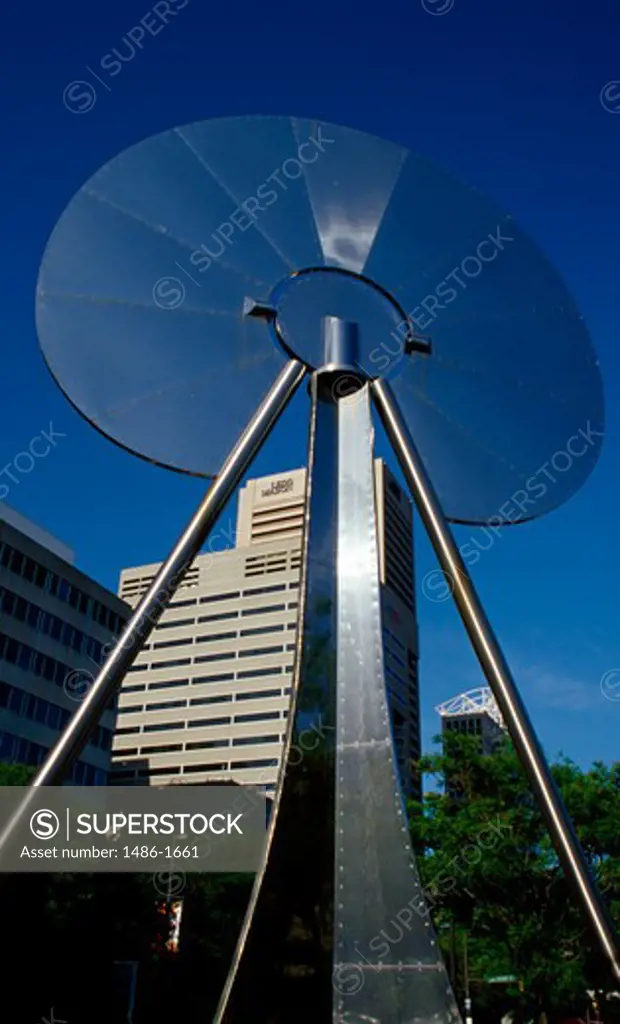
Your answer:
1,116 -> 617,1022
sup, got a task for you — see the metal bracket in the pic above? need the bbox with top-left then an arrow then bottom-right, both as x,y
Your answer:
243,297 -> 277,322
404,331 -> 432,356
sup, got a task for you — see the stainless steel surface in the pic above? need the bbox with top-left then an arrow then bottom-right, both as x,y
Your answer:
372,377 -> 620,986
334,384 -> 461,1023
36,116 -> 603,521
322,317 -> 361,372
216,370 -> 339,1023
0,358 -> 306,863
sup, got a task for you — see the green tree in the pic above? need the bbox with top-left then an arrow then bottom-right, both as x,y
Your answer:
409,733 -> 620,1024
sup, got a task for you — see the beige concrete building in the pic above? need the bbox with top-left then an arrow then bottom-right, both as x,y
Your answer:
111,461 -> 420,795
0,504 -> 130,784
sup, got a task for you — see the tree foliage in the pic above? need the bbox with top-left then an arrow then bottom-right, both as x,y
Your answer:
409,732 -> 620,1023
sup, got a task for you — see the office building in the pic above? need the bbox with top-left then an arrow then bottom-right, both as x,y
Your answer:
436,686 -> 506,754
111,461 -> 420,795
0,504 -> 130,784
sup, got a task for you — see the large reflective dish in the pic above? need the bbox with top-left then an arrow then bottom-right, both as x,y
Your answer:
36,116 -> 603,523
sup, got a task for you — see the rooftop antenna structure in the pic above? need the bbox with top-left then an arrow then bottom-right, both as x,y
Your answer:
1,116 -> 617,1021
435,687 -> 505,729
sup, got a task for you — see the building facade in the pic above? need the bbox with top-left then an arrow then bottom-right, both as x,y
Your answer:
0,504 -> 130,784
435,687 -> 506,755
111,461 -> 420,795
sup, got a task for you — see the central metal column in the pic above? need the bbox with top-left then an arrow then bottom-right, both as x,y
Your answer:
334,383 -> 461,1023
215,335 -> 342,1023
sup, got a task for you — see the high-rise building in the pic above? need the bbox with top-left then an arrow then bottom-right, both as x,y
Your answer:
0,504 -> 130,784
436,687 -> 506,754
111,461 -> 420,795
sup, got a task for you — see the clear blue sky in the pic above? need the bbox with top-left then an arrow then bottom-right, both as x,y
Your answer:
2,0 -> 619,768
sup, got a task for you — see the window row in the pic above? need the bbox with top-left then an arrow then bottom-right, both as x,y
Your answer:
148,602 -> 299,632
444,717 -> 483,735
119,686 -> 289,715
0,680 -> 111,750
0,586 -> 107,663
0,542 -> 125,634
122,664 -> 296,694
0,633 -> 115,712
0,728 -> 107,785
128,643 -> 297,672
163,582 -> 299,611
113,732 -> 282,759
111,757 -> 279,781
115,708 -> 287,735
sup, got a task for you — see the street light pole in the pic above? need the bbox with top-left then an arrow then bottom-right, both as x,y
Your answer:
463,931 -> 472,1024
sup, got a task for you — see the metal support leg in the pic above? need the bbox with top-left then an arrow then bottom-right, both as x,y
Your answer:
0,358 -> 306,862
372,377 -> 620,986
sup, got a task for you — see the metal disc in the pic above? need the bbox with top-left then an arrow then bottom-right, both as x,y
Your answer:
35,116 -> 603,522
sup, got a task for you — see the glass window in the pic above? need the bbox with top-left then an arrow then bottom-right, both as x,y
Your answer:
70,629 -> 83,653
148,679 -> 190,692
22,557 -> 36,583
241,604 -> 285,617
17,645 -> 31,671
236,688 -> 281,701
26,603 -> 40,629
186,739 -> 229,750
236,667 -> 282,680
200,591 -> 240,604
192,673 -> 235,685
195,652 -> 236,664
4,637 -> 18,663
42,657 -> 57,682
190,694 -> 233,707
9,688 -> 23,714
10,552 -> 24,576
187,716 -> 231,728
238,645 -> 284,658
152,637 -> 193,649
61,624 -> 75,648
198,611 -> 238,623
150,658 -> 191,669
146,699 -> 187,710
143,722 -> 183,733
230,758 -> 278,769
234,711 -> 279,723
195,631 -> 237,644
243,585 -> 286,597
47,704 -> 61,730
156,618 -> 195,630
0,731 -> 15,759
232,734 -> 279,746
35,700 -> 48,725
139,742 -> 183,754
